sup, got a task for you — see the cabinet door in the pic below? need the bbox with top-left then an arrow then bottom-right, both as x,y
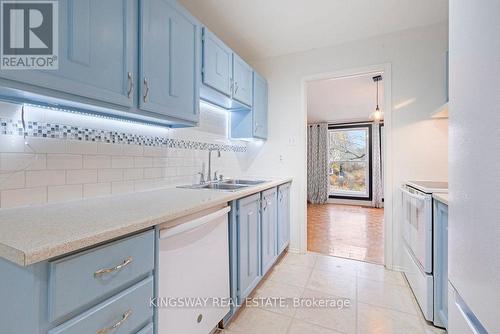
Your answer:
140,0 -> 200,123
202,29 -> 232,96
253,71 -> 268,139
232,54 -> 253,106
0,0 -> 135,108
237,194 -> 261,302
277,183 -> 290,254
261,188 -> 278,274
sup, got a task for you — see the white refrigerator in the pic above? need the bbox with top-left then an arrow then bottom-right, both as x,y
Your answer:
448,0 -> 500,333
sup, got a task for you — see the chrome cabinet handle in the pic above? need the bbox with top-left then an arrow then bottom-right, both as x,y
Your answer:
143,77 -> 150,102
234,81 -> 239,94
96,310 -> 132,334
262,199 -> 267,211
127,72 -> 134,99
279,191 -> 283,202
94,257 -> 133,278
230,78 -> 234,94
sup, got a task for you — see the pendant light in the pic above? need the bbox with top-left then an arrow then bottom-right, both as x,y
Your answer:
370,75 -> 383,123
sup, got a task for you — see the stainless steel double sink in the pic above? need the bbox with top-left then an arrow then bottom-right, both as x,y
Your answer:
178,179 -> 267,191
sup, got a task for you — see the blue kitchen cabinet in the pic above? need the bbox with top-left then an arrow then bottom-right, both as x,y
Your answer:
232,54 -> 253,107
201,29 -> 233,97
230,71 -> 268,140
253,71 -> 269,139
200,28 -> 252,111
0,230 -> 155,334
277,183 -> 291,253
261,188 -> 278,274
236,193 -> 262,303
139,0 -> 201,123
0,0 -> 136,108
434,199 -> 448,328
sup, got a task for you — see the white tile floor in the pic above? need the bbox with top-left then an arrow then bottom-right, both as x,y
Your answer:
221,252 -> 447,334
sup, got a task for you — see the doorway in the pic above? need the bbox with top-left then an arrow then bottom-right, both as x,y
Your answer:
305,69 -> 388,265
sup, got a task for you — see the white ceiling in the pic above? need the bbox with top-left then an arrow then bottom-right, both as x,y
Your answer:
307,73 -> 384,123
179,0 -> 448,61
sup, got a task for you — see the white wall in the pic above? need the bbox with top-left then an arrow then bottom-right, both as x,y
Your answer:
247,22 -> 449,267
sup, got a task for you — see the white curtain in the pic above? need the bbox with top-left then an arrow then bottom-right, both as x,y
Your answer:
307,123 -> 329,204
372,123 -> 384,208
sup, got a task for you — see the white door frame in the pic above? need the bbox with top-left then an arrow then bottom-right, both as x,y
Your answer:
300,63 -> 394,269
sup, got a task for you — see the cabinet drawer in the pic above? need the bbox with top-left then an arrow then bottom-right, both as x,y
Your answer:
49,277 -> 154,334
48,230 -> 154,322
136,322 -> 153,334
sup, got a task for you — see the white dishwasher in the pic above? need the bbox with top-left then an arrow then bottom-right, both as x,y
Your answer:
158,205 -> 231,334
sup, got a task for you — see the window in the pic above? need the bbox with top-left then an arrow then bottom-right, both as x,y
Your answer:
328,124 -> 372,200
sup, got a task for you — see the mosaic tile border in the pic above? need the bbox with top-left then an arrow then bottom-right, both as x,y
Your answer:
0,118 -> 247,153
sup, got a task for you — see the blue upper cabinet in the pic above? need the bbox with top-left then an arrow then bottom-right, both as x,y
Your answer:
232,54 -> 253,107
230,71 -> 268,140
139,0 -> 200,123
0,0 -> 201,127
253,71 -> 268,139
0,0 -> 135,108
202,29 -> 232,97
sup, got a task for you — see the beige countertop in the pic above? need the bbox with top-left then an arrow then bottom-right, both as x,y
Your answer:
0,178 -> 292,267
433,193 -> 449,205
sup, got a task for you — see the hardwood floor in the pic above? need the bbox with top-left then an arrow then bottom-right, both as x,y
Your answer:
307,203 -> 384,264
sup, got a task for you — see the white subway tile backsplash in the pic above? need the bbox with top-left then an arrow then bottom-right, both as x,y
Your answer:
111,180 -> 134,194
143,146 -> 163,157
122,144 -> 144,156
0,135 -> 27,152
27,137 -> 66,153
98,143 -> 123,156
83,155 -> 111,169
48,185 -> 82,203
143,168 -> 163,179
0,171 -> 25,190
47,154 -> 82,170
66,141 -> 98,155
134,156 -> 153,168
66,169 -> 98,185
0,104 -> 247,208
83,183 -> 111,198
26,170 -> 66,187
98,169 -> 123,183
123,168 -> 144,181
112,156 -> 135,168
0,153 -> 46,171
1,187 -> 47,208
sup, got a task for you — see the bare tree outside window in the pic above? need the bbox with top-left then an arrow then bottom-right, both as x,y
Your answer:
328,126 -> 370,198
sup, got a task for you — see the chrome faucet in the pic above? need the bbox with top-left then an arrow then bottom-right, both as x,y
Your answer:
207,149 -> 221,182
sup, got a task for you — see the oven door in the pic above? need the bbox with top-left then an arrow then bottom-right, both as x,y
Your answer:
401,186 -> 433,273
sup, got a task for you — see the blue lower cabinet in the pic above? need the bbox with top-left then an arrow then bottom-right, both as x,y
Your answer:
277,183 -> 291,253
137,323 -> 154,334
48,230 -> 154,322
236,193 -> 262,304
0,229 -> 155,334
434,200 -> 448,328
48,277 -> 154,334
261,188 -> 278,275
